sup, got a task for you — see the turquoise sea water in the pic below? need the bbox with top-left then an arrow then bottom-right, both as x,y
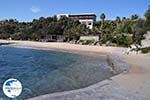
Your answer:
0,46 -> 113,99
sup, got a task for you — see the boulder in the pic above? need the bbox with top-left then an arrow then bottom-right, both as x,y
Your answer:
141,31 -> 150,48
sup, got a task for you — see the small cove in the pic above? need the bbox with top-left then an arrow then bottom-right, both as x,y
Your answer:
0,46 -> 114,99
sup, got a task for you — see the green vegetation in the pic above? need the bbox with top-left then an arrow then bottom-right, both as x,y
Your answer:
0,16 -> 89,41
79,40 -> 95,45
96,5 -> 150,48
140,47 -> 150,53
0,5 -> 150,50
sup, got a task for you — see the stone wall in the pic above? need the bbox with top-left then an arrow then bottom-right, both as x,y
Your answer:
80,36 -> 99,41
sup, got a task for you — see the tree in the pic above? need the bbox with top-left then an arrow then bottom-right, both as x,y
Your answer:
122,17 -> 127,25
64,24 -> 87,41
100,13 -> 106,28
131,14 -> 139,20
115,16 -> 121,27
145,5 -> 150,21
122,17 -> 127,21
144,5 -> 150,30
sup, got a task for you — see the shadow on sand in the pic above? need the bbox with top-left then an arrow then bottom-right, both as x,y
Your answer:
0,42 -> 14,46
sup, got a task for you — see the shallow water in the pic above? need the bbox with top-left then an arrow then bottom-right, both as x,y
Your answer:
0,46 -> 113,99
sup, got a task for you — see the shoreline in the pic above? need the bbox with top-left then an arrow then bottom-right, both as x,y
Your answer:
7,45 -> 108,58
27,53 -> 131,100
0,39 -> 119,57
0,39 -> 150,100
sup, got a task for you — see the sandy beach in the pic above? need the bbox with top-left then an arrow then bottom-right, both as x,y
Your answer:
0,40 -> 118,57
0,39 -> 150,100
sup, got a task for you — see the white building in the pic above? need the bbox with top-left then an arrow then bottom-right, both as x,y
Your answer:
57,14 -> 96,29
57,14 -> 69,19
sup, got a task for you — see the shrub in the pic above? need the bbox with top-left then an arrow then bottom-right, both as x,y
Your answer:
79,40 -> 95,45
113,34 -> 132,47
140,47 -> 150,53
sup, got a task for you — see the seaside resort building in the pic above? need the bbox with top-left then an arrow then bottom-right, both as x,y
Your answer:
57,14 -> 96,29
41,14 -> 97,42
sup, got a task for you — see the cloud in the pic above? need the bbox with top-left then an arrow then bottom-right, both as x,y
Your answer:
30,6 -> 41,13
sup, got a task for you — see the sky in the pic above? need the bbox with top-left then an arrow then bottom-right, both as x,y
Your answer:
0,0 -> 149,22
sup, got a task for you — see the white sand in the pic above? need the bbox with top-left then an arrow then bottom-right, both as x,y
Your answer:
0,39 -> 150,100
0,40 -> 117,54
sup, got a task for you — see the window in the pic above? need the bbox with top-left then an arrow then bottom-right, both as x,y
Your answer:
88,22 -> 92,25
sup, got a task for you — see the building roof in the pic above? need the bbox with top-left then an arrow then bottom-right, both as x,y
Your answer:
69,14 -> 96,17
69,14 -> 96,20
57,13 -> 96,21
69,13 -> 96,16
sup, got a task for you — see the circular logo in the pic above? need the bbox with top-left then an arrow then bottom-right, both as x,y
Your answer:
3,78 -> 22,98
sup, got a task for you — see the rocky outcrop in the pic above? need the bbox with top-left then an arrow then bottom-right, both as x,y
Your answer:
28,77 -> 142,100
107,54 -> 130,74
141,31 -> 150,48
28,54 -> 133,100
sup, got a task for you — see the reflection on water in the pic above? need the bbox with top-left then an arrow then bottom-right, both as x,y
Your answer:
0,46 -> 113,99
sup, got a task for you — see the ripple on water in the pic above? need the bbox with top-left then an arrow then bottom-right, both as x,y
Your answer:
0,46 -> 113,99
